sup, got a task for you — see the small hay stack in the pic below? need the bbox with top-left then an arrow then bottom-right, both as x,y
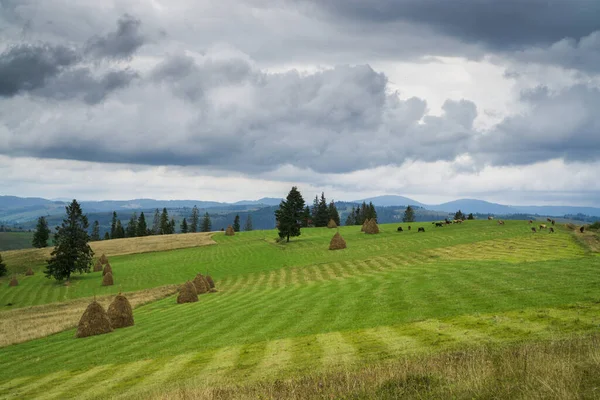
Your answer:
25,268 -> 34,276
327,219 -> 338,229
99,254 -> 109,264
107,293 -> 134,329
9,276 -> 18,287
205,275 -> 215,289
193,273 -> 209,294
361,219 -> 370,232
102,271 -> 114,286
225,225 -> 235,236
177,281 -> 199,303
103,263 -> 113,276
75,300 -> 113,338
93,259 -> 103,272
329,232 -> 347,250
364,219 -> 380,234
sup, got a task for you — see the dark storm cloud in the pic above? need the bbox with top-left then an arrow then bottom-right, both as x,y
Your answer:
0,44 -> 79,96
84,14 -> 146,60
306,0 -> 600,50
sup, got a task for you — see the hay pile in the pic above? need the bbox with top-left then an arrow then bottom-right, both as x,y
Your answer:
75,300 -> 113,338
205,275 -> 215,289
364,219 -> 380,234
177,281 -> 199,303
327,219 -> 337,229
93,259 -> 103,272
107,293 -> 134,328
102,271 -> 114,286
103,263 -> 113,276
361,219 -> 369,232
329,232 -> 347,250
9,276 -> 18,287
193,273 -> 209,294
25,268 -> 34,276
225,225 -> 235,236
99,254 -> 109,264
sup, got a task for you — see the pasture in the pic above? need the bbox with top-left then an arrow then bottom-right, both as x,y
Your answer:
0,220 -> 599,399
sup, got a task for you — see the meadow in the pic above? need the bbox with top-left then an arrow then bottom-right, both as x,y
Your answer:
0,220 -> 599,399
0,232 -> 34,251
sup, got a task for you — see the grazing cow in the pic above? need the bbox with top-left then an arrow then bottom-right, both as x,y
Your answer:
549,227 -> 555,233
528,220 -> 533,224
580,226 -> 585,233
531,227 -> 537,233
497,220 -> 505,225
552,220 -> 555,225
488,216 -> 494,220
445,220 -> 452,225
435,222 -> 444,227
418,227 -> 425,232
397,227 -> 403,232
539,224 -> 547,229
547,218 -> 552,222
408,226 -> 411,231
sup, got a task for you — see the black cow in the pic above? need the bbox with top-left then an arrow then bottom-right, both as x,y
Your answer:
435,222 -> 444,227
580,226 -> 585,233
549,227 -> 555,233
531,227 -> 537,233
418,227 -> 425,232
408,226 -> 411,231
397,227 -> 403,232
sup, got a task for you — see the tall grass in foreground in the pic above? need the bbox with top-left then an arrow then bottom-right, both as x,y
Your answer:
143,335 -> 600,400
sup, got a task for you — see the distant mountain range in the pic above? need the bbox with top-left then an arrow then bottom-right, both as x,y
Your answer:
2,194 -> 600,225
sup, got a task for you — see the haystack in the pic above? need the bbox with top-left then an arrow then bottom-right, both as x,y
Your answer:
205,275 -> 215,289
75,300 -> 113,338
327,219 -> 337,229
177,281 -> 198,303
364,218 -> 380,234
25,267 -> 34,276
93,259 -> 103,272
103,263 -> 113,276
193,273 -> 209,294
102,271 -> 114,286
9,276 -> 18,287
361,219 -> 370,232
329,232 -> 347,250
107,293 -> 134,328
225,225 -> 235,236
99,254 -> 109,264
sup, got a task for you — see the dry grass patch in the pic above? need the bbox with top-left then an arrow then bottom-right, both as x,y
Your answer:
0,285 -> 178,347
2,232 -> 216,274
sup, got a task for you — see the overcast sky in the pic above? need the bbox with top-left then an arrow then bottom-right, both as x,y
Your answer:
1,0 -> 600,206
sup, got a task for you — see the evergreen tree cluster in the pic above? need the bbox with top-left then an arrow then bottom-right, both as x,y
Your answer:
32,216 -> 50,248
345,202 -> 377,226
310,193 -> 342,227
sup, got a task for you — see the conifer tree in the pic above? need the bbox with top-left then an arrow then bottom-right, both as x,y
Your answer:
367,202 -> 377,222
201,212 -> 212,232
311,195 -> 319,225
45,200 -> 94,281
90,220 -> 101,241
233,215 -> 241,232
32,216 -> 51,248
315,192 -> 329,227
169,218 -> 176,234
467,213 -> 474,220
244,215 -> 253,231
159,208 -> 170,234
454,210 -> 465,220
0,253 -> 7,277
110,211 -> 118,239
180,218 -> 188,233
115,219 -> 125,239
137,212 -> 148,236
103,232 -> 110,240
302,205 -> 311,227
403,205 -> 415,223
328,201 -> 341,226
126,212 -> 138,238
152,208 -> 161,235
275,186 -> 305,242
190,206 -> 200,233
345,206 -> 356,226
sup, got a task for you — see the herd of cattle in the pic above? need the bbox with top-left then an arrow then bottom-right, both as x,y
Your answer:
396,216 -> 586,234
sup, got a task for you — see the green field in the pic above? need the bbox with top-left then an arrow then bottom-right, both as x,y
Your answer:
0,221 -> 599,399
0,232 -> 33,251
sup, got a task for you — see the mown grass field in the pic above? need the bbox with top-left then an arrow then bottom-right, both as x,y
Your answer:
0,232 -> 33,251
0,220 -> 599,399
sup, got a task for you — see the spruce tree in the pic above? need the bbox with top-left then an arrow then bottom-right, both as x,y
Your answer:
90,220 -> 101,241
110,211 -> 118,239
152,208 -> 161,235
403,205 -> 415,223
345,206 -> 356,226
311,195 -> 319,225
115,219 -> 125,239
302,205 -> 311,227
32,216 -> 51,248
315,192 -> 329,227
103,232 -> 110,240
354,206 -> 361,225
233,215 -> 241,232
190,206 -> 200,233
159,208 -> 170,234
328,201 -> 341,226
454,210 -> 465,220
367,202 -> 377,222
201,212 -> 212,232
137,212 -> 148,236
0,254 -> 7,277
467,213 -> 474,220
275,186 -> 305,242
169,218 -> 176,234
45,199 -> 94,281
126,212 -> 138,237
180,218 -> 188,233
244,215 -> 253,231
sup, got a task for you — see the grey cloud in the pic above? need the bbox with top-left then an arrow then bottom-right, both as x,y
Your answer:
0,44 -> 79,96
84,14 -> 146,60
